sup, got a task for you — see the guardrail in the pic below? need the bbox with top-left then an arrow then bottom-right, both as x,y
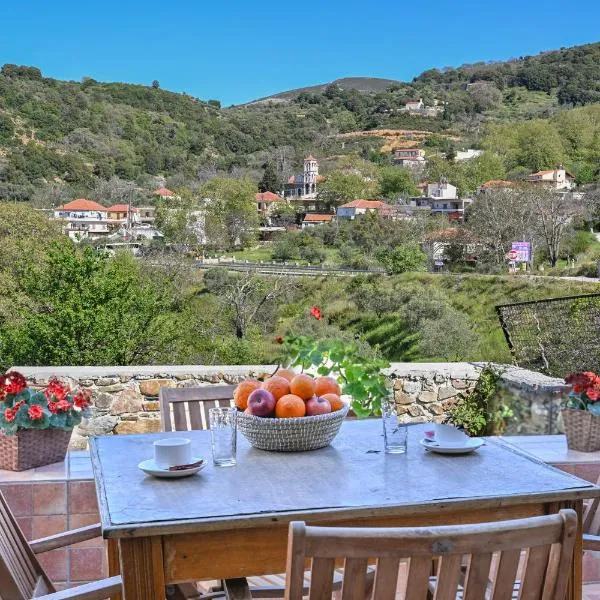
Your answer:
196,259 -> 386,277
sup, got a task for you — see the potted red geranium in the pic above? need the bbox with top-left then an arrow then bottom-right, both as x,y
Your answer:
562,371 -> 600,452
0,371 -> 92,471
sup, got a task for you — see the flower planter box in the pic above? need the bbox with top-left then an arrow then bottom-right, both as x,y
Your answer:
0,428 -> 72,471
561,407 -> 600,452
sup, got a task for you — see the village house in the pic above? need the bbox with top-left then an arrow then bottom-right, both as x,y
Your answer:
153,187 -> 175,200
53,199 -> 112,240
392,148 -> 426,169
404,99 -> 424,111
455,149 -> 483,161
283,156 -> 321,200
337,199 -> 397,220
138,206 -> 156,224
526,167 -> 575,190
255,191 -> 283,217
301,213 -> 334,229
408,179 -> 472,220
106,204 -> 141,225
477,180 -> 515,194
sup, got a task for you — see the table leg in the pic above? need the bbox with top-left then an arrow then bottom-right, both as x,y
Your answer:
118,536 -> 165,600
108,538 -> 122,600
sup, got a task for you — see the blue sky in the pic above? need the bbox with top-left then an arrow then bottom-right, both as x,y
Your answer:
1,0 -> 598,106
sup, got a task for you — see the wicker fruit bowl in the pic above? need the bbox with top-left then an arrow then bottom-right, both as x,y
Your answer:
236,404 -> 349,452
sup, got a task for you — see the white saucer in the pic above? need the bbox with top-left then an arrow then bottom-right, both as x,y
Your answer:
420,437 -> 484,454
138,457 -> 206,478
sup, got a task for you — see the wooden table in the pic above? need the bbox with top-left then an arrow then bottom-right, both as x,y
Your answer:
90,421 -> 600,600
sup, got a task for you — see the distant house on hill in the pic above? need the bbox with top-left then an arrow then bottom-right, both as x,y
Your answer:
526,167 -> 575,190
255,191 -> 283,217
107,204 -> 140,224
478,180 -> 515,194
337,199 -> 397,220
405,99 -> 424,111
283,156 -> 321,200
392,148 -> 426,169
408,179 -> 472,220
153,187 -> 174,200
301,213 -> 334,229
53,199 -> 111,240
455,149 -> 483,161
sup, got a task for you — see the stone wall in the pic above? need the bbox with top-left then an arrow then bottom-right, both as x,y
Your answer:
13,363 -> 568,448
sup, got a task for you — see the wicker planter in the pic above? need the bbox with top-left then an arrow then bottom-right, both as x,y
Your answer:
0,428 -> 72,471
237,405 -> 349,452
561,407 -> 600,452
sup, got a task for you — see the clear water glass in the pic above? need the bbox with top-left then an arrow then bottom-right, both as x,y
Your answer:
382,398 -> 408,454
209,407 -> 237,466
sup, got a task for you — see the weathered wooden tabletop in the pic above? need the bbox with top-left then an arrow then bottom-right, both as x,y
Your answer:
90,420 -> 600,538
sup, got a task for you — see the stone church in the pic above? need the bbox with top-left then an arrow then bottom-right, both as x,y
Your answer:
283,156 -> 319,200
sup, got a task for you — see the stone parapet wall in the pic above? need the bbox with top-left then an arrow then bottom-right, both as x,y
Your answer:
13,363 -> 567,447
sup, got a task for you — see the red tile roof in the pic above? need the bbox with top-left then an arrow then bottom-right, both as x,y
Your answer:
480,180 -> 514,189
107,204 -> 139,213
303,214 -> 334,222
57,199 -> 107,211
255,192 -> 282,203
339,199 -> 387,209
153,187 -> 174,197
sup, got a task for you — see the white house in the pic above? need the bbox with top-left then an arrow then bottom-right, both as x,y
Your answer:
455,149 -> 483,162
337,199 -> 397,220
427,179 -> 458,200
53,199 -> 111,240
409,179 -> 472,221
153,187 -> 175,200
301,214 -> 334,229
526,167 -> 575,190
392,148 -> 426,169
405,99 -> 424,111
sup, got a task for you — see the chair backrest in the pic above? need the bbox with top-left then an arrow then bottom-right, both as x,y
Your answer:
583,473 -> 600,535
0,489 -> 54,600
285,510 -> 577,600
159,385 -> 237,431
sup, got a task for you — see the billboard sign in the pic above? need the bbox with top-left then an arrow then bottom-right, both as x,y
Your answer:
511,242 -> 531,263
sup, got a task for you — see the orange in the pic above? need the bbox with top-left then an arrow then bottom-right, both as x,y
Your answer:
315,376 -> 341,397
234,379 -> 261,410
275,368 -> 296,383
290,374 -> 316,401
275,394 -> 306,418
321,393 -> 344,412
261,376 -> 291,400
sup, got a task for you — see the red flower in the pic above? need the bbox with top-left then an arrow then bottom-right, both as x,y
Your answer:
0,371 -> 27,395
274,336 -> 283,345
13,400 -> 25,411
55,399 -> 73,412
27,405 -> 44,421
44,379 -> 70,402
573,384 -> 586,394
3,408 -> 15,423
587,388 -> 600,402
47,401 -> 57,414
310,305 -> 322,320
73,390 -> 91,410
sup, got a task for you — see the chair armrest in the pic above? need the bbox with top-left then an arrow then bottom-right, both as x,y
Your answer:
34,575 -> 122,600
224,578 -> 253,600
584,533 -> 600,552
30,524 -> 102,554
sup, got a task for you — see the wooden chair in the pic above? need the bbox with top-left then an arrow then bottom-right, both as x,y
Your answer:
160,385 -> 237,432
282,509 -> 577,600
0,487 -> 122,600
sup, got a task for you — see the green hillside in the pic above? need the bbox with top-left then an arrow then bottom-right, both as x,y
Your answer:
0,41 -> 599,202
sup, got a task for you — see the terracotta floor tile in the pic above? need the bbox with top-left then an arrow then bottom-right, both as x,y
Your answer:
39,548 -> 67,582
0,483 -> 33,516
69,512 -> 103,548
32,482 -> 67,515
69,547 -> 107,581
32,514 -> 67,539
69,481 -> 98,514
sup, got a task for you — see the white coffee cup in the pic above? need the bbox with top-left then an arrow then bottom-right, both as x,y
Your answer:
153,438 -> 192,469
434,424 -> 469,446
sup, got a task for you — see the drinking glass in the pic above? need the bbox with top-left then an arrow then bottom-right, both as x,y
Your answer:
209,407 -> 237,466
382,397 -> 408,454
